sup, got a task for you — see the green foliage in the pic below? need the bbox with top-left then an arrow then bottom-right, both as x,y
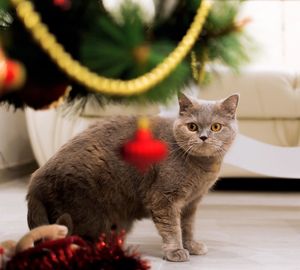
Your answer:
207,32 -> 252,70
195,0 -> 253,75
0,0 -> 254,108
130,41 -> 190,103
81,4 -> 146,79
0,0 -> 9,10
0,0 -> 12,30
205,1 -> 239,32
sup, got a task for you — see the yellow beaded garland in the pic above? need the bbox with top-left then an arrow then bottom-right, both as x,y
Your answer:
10,0 -> 211,96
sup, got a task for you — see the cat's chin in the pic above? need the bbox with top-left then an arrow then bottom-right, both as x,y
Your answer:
183,145 -> 225,159
183,147 -> 216,158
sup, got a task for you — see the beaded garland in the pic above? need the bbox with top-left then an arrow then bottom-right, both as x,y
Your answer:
10,0 -> 211,96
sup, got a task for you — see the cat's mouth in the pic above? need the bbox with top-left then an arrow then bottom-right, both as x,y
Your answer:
175,138 -> 223,157
188,141 -> 225,157
183,141 -> 213,156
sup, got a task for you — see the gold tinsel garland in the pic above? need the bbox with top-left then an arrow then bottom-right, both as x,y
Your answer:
10,0 -> 211,96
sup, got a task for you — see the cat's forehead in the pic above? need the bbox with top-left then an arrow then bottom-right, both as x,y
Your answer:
185,99 -> 224,123
197,99 -> 217,106
192,99 -> 219,114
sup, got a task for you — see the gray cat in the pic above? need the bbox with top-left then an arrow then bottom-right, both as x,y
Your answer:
27,93 -> 239,262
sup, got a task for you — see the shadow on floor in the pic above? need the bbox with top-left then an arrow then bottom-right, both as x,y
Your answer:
214,177 -> 300,192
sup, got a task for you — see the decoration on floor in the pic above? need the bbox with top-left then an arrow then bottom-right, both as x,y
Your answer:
0,225 -> 149,270
0,50 -> 26,97
121,117 -> 168,172
0,0 -> 253,108
0,225 -> 68,269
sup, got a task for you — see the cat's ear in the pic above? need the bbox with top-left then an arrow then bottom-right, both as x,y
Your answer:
220,94 -> 239,118
178,93 -> 193,115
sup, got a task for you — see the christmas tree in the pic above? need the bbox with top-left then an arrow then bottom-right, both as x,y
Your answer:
0,0 -> 252,109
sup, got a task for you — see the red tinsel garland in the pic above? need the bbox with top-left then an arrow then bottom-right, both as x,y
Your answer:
6,232 -> 150,270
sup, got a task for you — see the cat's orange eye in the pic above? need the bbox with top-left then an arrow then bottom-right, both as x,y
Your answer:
211,123 -> 222,132
187,123 -> 198,132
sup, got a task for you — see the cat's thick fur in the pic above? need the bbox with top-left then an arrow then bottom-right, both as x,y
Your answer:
27,94 -> 239,262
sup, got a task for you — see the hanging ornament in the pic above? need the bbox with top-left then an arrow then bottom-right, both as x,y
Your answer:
121,117 -> 168,172
21,83 -> 70,109
9,0 -> 210,97
190,49 -> 208,84
47,85 -> 72,109
0,246 -> 3,268
53,0 -> 71,10
0,51 -> 26,97
133,44 -> 150,66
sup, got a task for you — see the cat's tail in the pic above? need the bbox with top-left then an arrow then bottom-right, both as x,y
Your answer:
55,213 -> 73,235
27,196 -> 73,235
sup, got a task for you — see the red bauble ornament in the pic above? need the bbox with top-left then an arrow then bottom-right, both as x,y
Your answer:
0,57 -> 26,96
53,0 -> 71,10
3,60 -> 25,89
21,82 -> 70,109
0,246 -> 4,267
121,118 -> 168,172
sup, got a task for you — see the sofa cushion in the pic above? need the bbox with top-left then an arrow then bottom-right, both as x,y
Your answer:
199,67 -> 300,119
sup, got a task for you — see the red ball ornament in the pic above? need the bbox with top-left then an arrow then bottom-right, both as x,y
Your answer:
0,56 -> 26,96
121,118 -> 168,172
21,83 -> 70,109
3,60 -> 25,88
53,0 -> 71,10
0,246 -> 4,267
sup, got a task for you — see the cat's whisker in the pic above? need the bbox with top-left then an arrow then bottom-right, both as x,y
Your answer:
169,146 -> 188,162
184,146 -> 194,165
215,148 -> 226,163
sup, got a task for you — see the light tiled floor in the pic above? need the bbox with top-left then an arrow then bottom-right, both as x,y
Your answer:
1,176 -> 300,270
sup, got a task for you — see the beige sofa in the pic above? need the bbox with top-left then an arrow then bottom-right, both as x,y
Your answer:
197,67 -> 300,177
201,67 -> 300,147
25,68 -> 300,177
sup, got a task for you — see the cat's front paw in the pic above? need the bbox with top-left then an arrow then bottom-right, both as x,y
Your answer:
164,248 -> 190,262
183,240 -> 208,255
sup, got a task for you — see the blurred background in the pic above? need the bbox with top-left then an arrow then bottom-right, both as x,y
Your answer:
2,0 -> 300,188
0,2 -> 300,269
241,0 -> 300,69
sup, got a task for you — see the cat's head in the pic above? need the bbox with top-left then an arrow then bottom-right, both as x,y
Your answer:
173,93 -> 239,158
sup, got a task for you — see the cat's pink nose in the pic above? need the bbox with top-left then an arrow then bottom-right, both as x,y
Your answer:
200,136 -> 208,141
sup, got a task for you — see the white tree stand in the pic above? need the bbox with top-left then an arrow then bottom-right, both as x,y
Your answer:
25,108 -> 300,179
